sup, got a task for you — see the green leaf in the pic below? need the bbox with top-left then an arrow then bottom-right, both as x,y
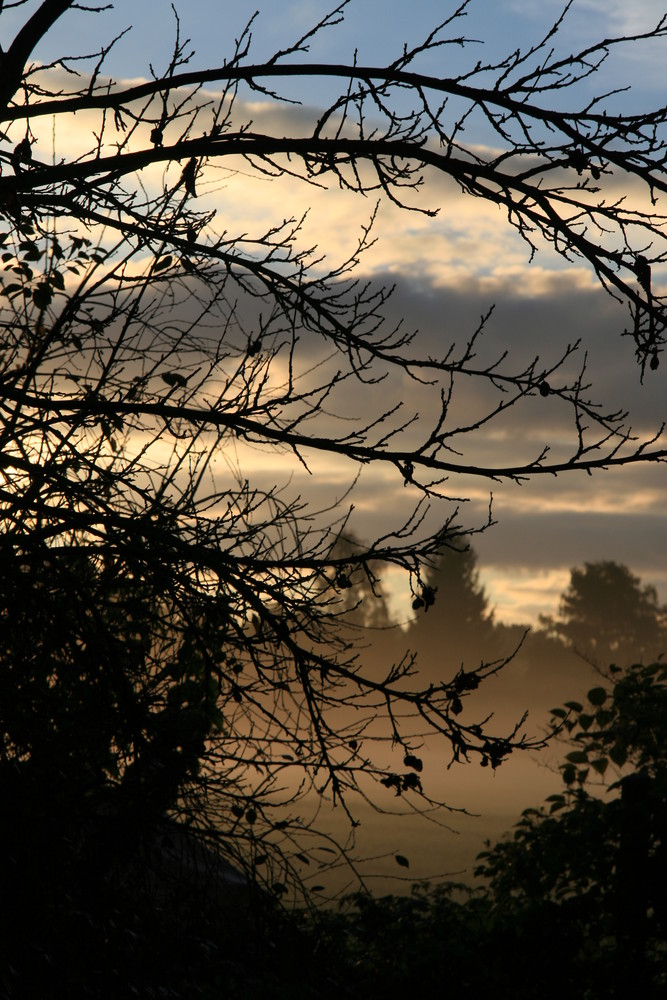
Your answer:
395,854 -> 410,868
587,686 -> 608,706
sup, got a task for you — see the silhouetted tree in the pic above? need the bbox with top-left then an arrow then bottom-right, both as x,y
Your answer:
2,3 -> 667,986
407,538 -> 497,677
540,561 -> 667,666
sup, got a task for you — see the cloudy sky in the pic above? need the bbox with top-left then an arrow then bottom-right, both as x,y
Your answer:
7,0 -> 667,625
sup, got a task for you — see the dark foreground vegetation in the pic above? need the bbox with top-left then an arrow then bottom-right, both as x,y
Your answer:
3,652 -> 666,998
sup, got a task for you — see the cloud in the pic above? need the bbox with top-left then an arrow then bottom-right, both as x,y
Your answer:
10,71 -> 666,629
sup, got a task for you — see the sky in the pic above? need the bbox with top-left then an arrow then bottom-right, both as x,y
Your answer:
3,0 -> 667,627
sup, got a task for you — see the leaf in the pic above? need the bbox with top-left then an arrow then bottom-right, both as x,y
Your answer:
564,701 -> 583,712
550,708 -> 567,719
578,713 -> 594,731
562,764 -> 576,785
162,372 -> 188,388
49,269 -> 65,290
609,742 -> 628,768
181,157 -> 198,197
395,854 -> 410,868
565,750 -> 589,764
587,686 -> 608,706
32,283 -> 53,309
153,255 -> 173,273
590,758 -> 608,775
403,754 -> 423,772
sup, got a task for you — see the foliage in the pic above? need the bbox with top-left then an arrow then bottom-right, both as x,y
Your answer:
540,561 -> 667,666
475,660 -> 667,996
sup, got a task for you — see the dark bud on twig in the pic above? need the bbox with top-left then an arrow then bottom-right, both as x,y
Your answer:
567,148 -> 588,175
336,572 -> 351,589
635,255 -> 652,295
13,137 -> 32,164
181,157 -> 198,197
453,670 -> 480,693
650,352 -> 659,371
411,596 -> 424,611
422,585 -> 436,610
403,754 -> 423,772
539,380 -> 550,397
150,127 -> 163,146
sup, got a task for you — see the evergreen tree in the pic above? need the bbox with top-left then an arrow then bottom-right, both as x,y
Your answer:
540,561 -> 667,666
